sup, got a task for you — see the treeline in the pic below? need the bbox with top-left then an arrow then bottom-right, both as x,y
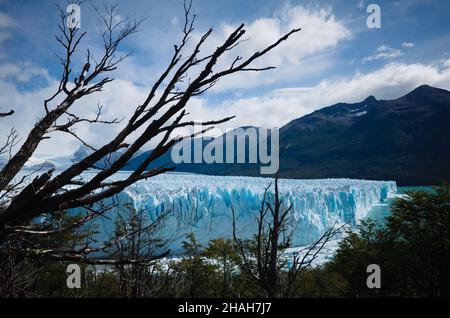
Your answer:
1,185 -> 449,298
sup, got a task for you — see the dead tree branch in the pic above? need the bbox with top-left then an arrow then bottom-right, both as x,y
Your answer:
0,0 -> 300,266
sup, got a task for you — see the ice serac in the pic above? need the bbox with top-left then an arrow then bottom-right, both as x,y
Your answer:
96,173 -> 396,253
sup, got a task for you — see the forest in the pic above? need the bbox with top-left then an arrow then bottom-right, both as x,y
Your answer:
1,183 -> 449,298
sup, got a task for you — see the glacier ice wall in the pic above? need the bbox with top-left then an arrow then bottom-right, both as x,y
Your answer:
92,173 -> 397,253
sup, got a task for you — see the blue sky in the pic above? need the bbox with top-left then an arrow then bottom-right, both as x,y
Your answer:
1,0 -> 450,159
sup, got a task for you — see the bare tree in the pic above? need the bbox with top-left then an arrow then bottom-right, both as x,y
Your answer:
106,204 -> 169,298
282,224 -> 344,297
0,110 -> 14,118
0,1 -> 300,265
232,175 -> 343,298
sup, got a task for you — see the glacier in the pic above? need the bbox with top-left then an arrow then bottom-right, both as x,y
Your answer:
90,172 -> 397,254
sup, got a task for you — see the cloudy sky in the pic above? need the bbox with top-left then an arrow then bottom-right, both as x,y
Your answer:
1,0 -> 450,160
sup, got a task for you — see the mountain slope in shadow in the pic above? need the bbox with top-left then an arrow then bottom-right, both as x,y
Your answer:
124,85 -> 450,185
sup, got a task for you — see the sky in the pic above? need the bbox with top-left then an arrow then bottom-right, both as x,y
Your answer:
1,0 -> 450,160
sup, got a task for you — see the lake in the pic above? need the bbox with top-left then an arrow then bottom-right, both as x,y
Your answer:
366,186 -> 435,223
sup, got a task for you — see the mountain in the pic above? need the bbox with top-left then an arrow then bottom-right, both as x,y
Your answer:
125,126 -> 270,176
125,85 -> 450,185
13,145 -> 134,171
70,145 -> 134,169
279,85 -> 450,185
25,160 -> 56,171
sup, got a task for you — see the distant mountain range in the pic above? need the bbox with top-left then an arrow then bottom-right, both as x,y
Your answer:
5,145 -> 131,172
11,85 -> 448,185
278,85 -> 450,185
125,85 -> 450,185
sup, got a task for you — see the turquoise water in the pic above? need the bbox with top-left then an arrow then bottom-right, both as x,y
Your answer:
365,186 -> 434,223
398,186 -> 436,193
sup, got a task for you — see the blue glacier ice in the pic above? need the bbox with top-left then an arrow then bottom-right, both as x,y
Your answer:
90,172 -> 397,254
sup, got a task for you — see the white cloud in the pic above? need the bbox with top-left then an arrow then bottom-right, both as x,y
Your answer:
189,4 -> 351,92
363,45 -> 403,63
0,67 -> 150,160
0,62 -> 52,83
0,12 -> 15,49
0,78 -> 59,157
442,58 -> 450,68
402,42 -> 415,48
0,12 -> 15,28
185,61 -> 450,129
2,60 -> 450,160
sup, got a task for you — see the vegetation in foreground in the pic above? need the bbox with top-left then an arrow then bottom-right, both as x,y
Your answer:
0,184 -> 449,298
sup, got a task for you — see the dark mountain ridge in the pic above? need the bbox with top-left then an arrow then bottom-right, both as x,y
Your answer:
124,85 -> 450,185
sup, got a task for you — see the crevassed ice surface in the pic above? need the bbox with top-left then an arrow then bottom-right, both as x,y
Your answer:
93,172 -> 397,253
